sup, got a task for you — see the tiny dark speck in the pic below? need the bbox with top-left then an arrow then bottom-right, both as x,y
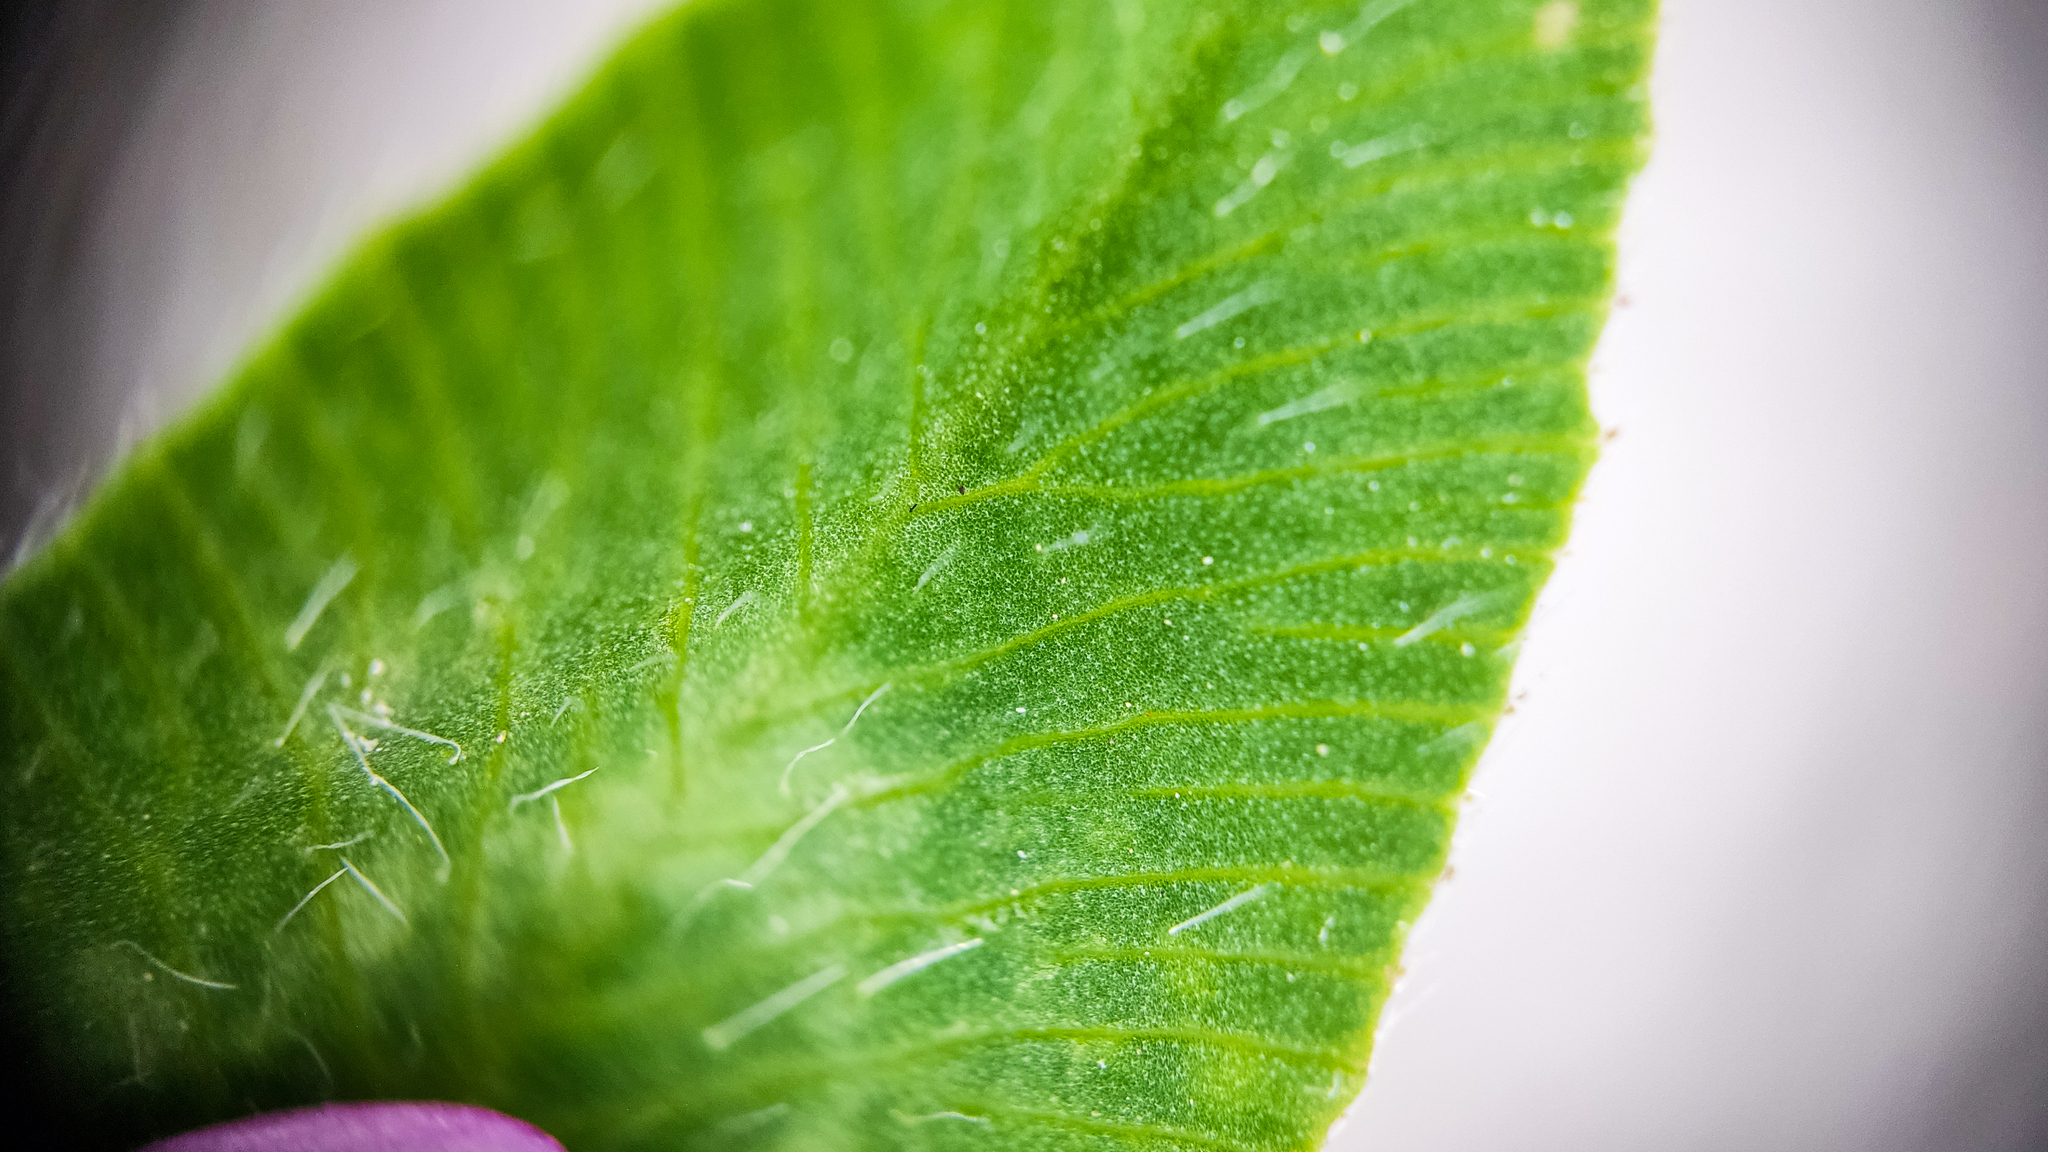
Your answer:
957,485 -> 966,495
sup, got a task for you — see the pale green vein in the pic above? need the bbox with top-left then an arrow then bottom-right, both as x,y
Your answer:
856,699 -> 1487,809
916,295 -> 1603,523
935,1104 -> 1281,1152
1030,135 -> 1641,350
1050,944 -> 1388,978
1028,436 -> 1590,504
885,544 -> 1513,692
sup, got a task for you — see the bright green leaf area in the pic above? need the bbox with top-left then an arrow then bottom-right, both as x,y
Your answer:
0,0 -> 1651,1148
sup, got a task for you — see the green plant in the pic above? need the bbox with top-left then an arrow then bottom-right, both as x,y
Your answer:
0,0 -> 1652,1147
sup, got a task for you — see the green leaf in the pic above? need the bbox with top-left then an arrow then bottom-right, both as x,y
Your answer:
0,0 -> 1653,1147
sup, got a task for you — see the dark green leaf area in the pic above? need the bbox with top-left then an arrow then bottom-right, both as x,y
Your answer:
0,0 -> 1652,1148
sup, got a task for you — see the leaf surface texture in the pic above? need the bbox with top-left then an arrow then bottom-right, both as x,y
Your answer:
0,0 -> 1654,1147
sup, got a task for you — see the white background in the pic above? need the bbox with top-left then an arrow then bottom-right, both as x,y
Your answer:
7,1 -> 2046,1147
1351,2 -> 2048,1148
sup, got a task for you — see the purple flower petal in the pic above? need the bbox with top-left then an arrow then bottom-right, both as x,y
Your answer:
141,1102 -> 563,1152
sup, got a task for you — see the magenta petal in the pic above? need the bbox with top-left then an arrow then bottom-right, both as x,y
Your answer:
140,1102 -> 564,1152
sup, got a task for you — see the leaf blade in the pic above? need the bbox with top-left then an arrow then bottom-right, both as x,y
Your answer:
0,1 -> 1655,1148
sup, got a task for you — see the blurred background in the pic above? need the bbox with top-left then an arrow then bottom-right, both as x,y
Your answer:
2,0 -> 2044,1147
